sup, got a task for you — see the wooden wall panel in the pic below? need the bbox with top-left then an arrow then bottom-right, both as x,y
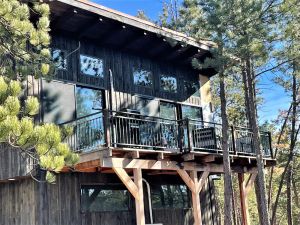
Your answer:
0,144 -> 34,180
0,173 -> 216,225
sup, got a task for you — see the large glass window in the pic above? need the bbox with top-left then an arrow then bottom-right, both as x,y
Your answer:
181,105 -> 202,120
76,87 -> 103,118
160,75 -> 177,93
160,102 -> 177,120
80,55 -> 104,77
52,49 -> 67,70
133,69 -> 153,87
151,184 -> 191,209
75,87 -> 104,150
184,80 -> 200,97
81,185 -> 130,212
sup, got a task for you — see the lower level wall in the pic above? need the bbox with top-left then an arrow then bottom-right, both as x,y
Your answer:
0,172 -> 217,225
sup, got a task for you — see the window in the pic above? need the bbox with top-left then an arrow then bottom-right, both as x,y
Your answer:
52,49 -> 67,70
75,87 -> 104,150
133,69 -> 153,87
181,105 -> 202,120
80,55 -> 104,77
160,102 -> 176,120
184,80 -> 200,97
151,184 -> 191,209
76,87 -> 103,118
81,185 -> 130,212
160,75 -> 177,93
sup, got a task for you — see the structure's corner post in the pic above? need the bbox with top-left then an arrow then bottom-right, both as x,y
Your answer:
103,109 -> 111,148
191,171 -> 202,225
133,168 -> 145,225
238,173 -> 250,225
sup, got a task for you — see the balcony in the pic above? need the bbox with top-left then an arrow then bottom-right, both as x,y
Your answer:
60,109 -> 273,159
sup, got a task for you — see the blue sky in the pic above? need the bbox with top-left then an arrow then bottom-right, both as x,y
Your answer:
91,0 -> 290,123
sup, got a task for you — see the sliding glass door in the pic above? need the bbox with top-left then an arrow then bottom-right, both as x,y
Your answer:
75,86 -> 105,151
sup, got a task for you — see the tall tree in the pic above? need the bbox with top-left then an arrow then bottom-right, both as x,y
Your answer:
0,0 -> 78,181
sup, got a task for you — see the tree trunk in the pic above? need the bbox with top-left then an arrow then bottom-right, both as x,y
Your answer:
219,72 -> 233,225
242,64 -> 263,225
271,61 -> 298,225
244,58 -> 270,225
287,166 -> 293,225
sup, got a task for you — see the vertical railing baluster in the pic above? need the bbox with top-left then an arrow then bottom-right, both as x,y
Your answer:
103,110 -> 111,148
186,118 -> 193,152
231,126 -> 236,155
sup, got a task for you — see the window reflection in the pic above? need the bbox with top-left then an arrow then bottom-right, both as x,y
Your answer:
81,185 -> 130,212
75,87 -> 104,150
80,55 -> 104,77
160,75 -> 177,93
184,80 -> 200,97
76,87 -> 103,118
151,184 -> 190,209
181,105 -> 202,120
133,69 -> 153,87
160,102 -> 176,120
52,49 -> 67,70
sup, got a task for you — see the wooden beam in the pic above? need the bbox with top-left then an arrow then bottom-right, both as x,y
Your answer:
133,168 -> 145,225
101,157 -> 258,173
196,171 -> 209,194
177,170 -> 209,225
191,171 -> 202,225
245,172 -> 257,195
112,167 -> 139,200
182,153 -> 195,161
177,169 -> 196,194
238,173 -> 250,225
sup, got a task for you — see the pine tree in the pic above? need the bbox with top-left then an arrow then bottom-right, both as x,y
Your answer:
0,0 -> 78,182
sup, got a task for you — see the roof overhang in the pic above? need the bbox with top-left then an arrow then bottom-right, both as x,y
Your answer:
45,0 -> 217,76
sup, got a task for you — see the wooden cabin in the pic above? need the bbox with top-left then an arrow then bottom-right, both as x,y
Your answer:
0,1 -> 275,225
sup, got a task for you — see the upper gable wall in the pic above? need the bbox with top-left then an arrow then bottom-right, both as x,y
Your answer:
51,34 -> 204,105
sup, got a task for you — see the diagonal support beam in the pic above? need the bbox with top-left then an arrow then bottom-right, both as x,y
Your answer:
177,169 -> 196,194
245,172 -> 257,195
177,170 -> 210,225
112,167 -> 145,225
196,171 -> 210,194
238,173 -> 257,225
112,167 -> 139,200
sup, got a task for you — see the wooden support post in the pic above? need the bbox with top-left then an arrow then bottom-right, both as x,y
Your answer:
238,173 -> 257,225
191,171 -> 202,225
112,167 -> 145,225
134,168 -> 145,225
177,170 -> 209,225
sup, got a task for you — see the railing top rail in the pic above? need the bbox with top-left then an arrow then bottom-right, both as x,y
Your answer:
59,111 -> 103,126
58,109 -> 271,135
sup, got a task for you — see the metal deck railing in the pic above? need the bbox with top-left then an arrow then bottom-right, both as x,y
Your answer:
60,109 -> 273,158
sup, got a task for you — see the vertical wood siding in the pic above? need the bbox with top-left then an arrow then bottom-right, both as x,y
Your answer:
50,34 -> 203,116
0,173 -> 216,225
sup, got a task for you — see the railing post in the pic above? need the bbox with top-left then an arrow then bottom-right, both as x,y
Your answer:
186,118 -> 193,153
231,126 -> 236,155
103,109 -> 111,148
178,120 -> 183,152
268,131 -> 273,158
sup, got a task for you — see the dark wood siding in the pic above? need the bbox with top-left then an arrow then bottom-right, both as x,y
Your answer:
0,144 -> 34,180
50,34 -> 202,116
0,173 -> 216,225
